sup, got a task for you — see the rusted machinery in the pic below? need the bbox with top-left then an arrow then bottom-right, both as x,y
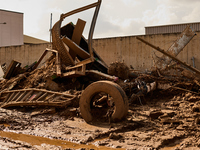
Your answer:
1,1 -> 197,124
50,0 -> 128,122
32,0 -> 128,123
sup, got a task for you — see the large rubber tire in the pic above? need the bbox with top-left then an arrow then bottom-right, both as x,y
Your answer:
80,80 -> 129,123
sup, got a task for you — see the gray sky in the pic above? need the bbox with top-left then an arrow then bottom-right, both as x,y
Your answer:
1,0 -> 200,41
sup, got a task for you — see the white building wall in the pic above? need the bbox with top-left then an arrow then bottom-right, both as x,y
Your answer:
0,10 -> 23,47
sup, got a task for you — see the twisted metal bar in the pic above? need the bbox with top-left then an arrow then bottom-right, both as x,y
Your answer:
52,0 -> 102,66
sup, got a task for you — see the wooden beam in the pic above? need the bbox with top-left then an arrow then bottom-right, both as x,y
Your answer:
69,19 -> 86,60
62,37 -> 90,59
4,60 -> 21,79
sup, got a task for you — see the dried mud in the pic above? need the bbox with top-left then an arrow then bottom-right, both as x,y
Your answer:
0,90 -> 200,149
1,58 -> 200,149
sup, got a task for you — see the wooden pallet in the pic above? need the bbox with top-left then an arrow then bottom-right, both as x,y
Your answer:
0,88 -> 76,108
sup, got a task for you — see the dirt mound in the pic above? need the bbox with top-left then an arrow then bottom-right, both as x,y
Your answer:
108,61 -> 130,80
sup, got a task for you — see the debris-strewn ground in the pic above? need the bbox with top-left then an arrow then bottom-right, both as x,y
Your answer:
0,88 -> 200,149
1,59 -> 200,149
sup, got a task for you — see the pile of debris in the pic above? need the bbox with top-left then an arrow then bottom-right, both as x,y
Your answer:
0,0 -> 200,126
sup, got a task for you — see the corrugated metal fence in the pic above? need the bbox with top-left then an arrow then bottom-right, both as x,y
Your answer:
145,22 -> 200,35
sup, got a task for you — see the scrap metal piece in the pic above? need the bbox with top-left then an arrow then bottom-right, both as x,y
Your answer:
0,88 -> 76,108
154,25 -> 196,69
136,36 -> 200,75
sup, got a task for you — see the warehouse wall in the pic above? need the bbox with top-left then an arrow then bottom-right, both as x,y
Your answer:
0,31 -> 199,72
0,43 -> 50,68
93,31 -> 200,71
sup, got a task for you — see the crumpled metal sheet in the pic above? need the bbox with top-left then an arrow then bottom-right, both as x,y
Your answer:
155,25 -> 196,69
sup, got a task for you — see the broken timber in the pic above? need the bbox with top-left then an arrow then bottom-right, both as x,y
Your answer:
4,60 -> 22,79
0,88 -> 76,108
136,36 -> 200,75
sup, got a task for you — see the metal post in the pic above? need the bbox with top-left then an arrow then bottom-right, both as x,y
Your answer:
50,13 -> 52,43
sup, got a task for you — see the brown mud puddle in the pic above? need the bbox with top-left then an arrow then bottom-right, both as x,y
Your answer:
0,131 -> 124,149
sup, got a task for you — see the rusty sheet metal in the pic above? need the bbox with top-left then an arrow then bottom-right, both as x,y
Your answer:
155,25 -> 196,69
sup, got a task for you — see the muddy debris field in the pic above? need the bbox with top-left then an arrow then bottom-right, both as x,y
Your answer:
1,0 -> 200,149
0,57 -> 200,150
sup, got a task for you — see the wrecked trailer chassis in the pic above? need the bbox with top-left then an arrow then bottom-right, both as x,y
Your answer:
0,0 -> 129,123
51,0 -> 129,123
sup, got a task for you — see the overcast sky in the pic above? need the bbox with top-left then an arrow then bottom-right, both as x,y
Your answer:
0,0 -> 200,41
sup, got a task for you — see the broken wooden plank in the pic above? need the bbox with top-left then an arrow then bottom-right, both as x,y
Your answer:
32,50 -> 48,70
86,70 -> 118,81
62,36 -> 90,59
69,18 -> 86,60
4,60 -> 21,79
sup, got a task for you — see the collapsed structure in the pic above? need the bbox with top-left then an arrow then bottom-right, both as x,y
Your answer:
0,0 -> 200,125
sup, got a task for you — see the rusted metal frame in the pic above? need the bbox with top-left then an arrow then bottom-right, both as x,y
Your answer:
11,91 -> 21,102
0,88 -> 76,108
36,93 -> 48,102
30,92 -> 43,101
41,48 -> 62,76
59,0 -> 102,62
136,37 -> 200,75
46,48 -> 62,76
62,37 -> 90,59
56,51 -> 62,76
60,1 -> 100,20
62,64 -> 86,77
76,58 -> 93,66
88,0 -> 102,60
1,88 -> 75,97
4,92 -> 15,104
69,19 -> 86,60
44,94 -> 56,102
65,63 -> 86,71
52,22 -> 75,66
20,91 -> 33,102
15,91 -> 26,102
62,58 -> 93,77
86,70 -> 119,81
1,100 -> 73,108
33,48 -> 61,76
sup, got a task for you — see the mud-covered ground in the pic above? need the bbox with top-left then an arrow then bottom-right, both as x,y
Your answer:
0,89 -> 200,150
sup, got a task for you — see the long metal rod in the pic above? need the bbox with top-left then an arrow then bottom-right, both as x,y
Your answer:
88,0 -> 102,59
50,13 -> 52,43
60,2 -> 100,20
136,36 -> 200,75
